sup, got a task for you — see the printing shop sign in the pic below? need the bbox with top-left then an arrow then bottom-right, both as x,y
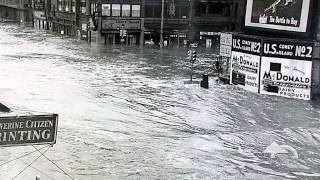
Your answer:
0,114 -> 58,147
231,35 -> 261,93
260,39 -> 313,100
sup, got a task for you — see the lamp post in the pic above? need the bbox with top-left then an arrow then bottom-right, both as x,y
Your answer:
160,0 -> 164,48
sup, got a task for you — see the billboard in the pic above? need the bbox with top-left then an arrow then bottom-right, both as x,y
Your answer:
231,35 -> 262,93
260,39 -> 313,100
0,114 -> 58,147
245,0 -> 311,32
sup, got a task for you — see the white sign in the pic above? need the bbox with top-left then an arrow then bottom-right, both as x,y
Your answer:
220,44 -> 232,57
33,11 -> 46,20
260,57 -> 312,100
245,0 -> 311,32
220,33 -> 232,46
220,33 -> 232,57
231,51 -> 260,93
81,23 -> 87,31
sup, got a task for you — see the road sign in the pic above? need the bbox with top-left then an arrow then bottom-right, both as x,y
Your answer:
0,114 -> 58,147
220,33 -> 232,58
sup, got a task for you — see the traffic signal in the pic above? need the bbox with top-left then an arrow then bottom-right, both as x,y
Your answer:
192,50 -> 197,63
187,50 -> 192,59
123,30 -> 127,37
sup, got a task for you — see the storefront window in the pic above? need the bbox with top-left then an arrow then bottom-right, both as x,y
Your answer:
102,4 -> 111,16
112,4 -> 120,17
132,5 -> 140,17
122,4 -> 130,17
145,5 -> 153,18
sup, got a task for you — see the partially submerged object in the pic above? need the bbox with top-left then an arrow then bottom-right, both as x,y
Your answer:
0,103 -> 10,113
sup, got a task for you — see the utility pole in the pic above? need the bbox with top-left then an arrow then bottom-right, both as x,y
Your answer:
96,0 -> 102,44
160,0 -> 164,48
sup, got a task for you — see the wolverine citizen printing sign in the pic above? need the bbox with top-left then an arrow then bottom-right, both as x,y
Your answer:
245,0 -> 311,32
0,114 -> 58,147
260,39 -> 313,100
231,35 -> 261,93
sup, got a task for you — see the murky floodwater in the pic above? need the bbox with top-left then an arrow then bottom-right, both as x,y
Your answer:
0,23 -> 319,180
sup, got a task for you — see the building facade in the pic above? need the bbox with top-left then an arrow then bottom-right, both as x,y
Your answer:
0,0 -> 245,46
190,0 -> 245,48
32,0 -> 47,29
144,0 -> 190,47
47,0 -> 78,36
79,0 -> 242,47
0,0 -> 32,23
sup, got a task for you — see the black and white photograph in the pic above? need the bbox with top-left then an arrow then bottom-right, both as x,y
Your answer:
0,0 -> 320,179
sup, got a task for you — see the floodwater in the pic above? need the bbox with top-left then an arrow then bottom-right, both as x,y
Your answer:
0,23 -> 319,180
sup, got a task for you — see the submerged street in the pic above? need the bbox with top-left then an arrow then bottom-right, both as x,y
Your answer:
0,24 -> 320,179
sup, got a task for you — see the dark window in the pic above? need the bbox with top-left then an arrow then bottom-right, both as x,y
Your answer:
145,5 -> 153,18
180,6 -> 189,18
153,5 -> 161,18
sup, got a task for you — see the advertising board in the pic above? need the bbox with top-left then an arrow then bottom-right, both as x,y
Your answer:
33,11 -> 46,20
260,39 -> 313,100
245,0 -> 311,32
102,19 -> 141,30
231,35 -> 262,93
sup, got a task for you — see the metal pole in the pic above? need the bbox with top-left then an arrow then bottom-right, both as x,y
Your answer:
190,62 -> 193,82
160,0 -> 164,48
177,31 -> 180,48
